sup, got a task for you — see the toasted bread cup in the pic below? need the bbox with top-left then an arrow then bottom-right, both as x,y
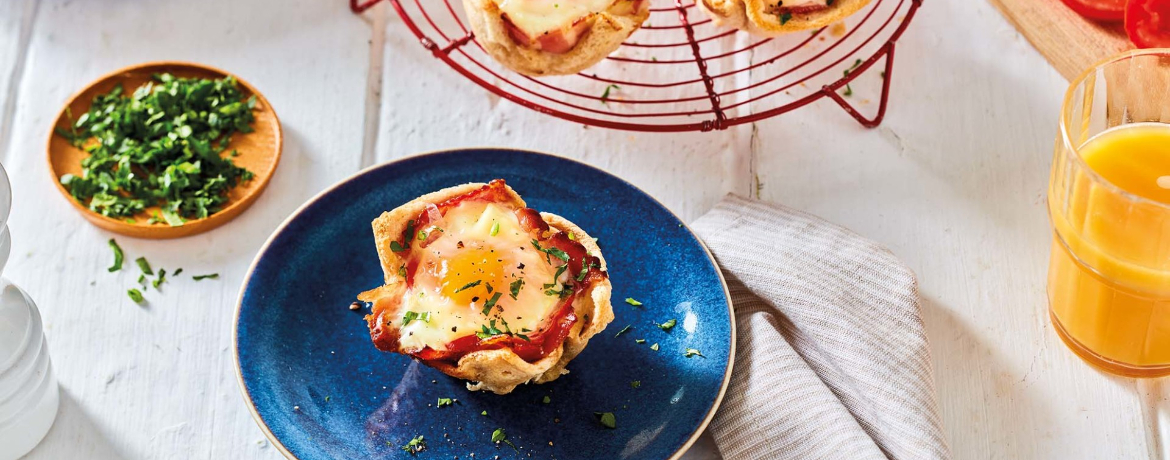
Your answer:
698,0 -> 872,35
359,182 -> 613,394
462,0 -> 650,76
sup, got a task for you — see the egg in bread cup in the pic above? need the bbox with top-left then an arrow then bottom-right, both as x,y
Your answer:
698,0 -> 873,35
358,180 -> 613,395
462,0 -> 651,76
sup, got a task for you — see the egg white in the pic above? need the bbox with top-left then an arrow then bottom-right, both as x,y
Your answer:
395,200 -> 566,351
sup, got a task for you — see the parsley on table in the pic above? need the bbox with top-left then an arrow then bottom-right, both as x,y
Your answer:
437,397 -> 454,407
594,412 -> 617,429
135,257 -> 153,276
107,239 -> 124,272
401,435 -> 426,455
624,297 -> 643,306
650,343 -> 660,351
684,348 -> 706,358
600,84 -> 620,105
542,396 -> 551,404
152,268 -> 167,289
481,410 -> 488,416
192,273 -> 219,281
631,381 -> 641,388
56,73 -> 257,224
127,288 -> 145,303
658,319 -> 677,331
635,339 -> 646,344
842,59 -> 863,97
173,268 -> 183,276
491,428 -> 519,451
779,11 -> 793,25
615,324 -> 632,338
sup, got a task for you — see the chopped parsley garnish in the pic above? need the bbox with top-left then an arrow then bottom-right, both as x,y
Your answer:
684,348 -> 706,358
650,343 -> 660,351
624,297 -> 643,307
135,257 -> 153,276
127,288 -> 144,303
658,319 -> 677,331
455,280 -> 481,293
542,396 -> 551,404
416,229 -> 428,241
509,279 -> 524,299
635,339 -> 646,344
531,239 -> 570,263
842,58 -> 863,97
779,11 -> 793,25
516,333 -> 531,342
486,283 -> 494,294
192,273 -> 219,281
401,435 -> 426,455
56,73 -> 256,224
631,381 -> 641,388
490,221 -> 500,236
389,240 -> 406,252
600,84 -> 620,105
481,410 -> 488,416
614,324 -> 632,338
567,231 -> 576,241
594,412 -> 617,429
481,292 -> 502,316
403,311 -> 432,326
491,427 -> 507,443
477,320 -> 505,339
576,261 -> 594,282
437,397 -> 454,407
152,268 -> 167,289
107,239 -> 124,272
398,264 -> 407,278
173,268 -> 183,276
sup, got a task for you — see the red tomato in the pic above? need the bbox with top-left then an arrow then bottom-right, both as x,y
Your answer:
1061,0 -> 1126,21
1126,0 -> 1170,48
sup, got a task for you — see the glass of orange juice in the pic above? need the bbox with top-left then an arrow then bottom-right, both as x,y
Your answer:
1048,49 -> 1170,377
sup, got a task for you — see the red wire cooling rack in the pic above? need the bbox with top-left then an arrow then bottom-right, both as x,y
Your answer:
351,0 -> 921,132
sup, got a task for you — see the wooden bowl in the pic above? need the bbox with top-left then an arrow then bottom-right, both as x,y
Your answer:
47,61 -> 282,239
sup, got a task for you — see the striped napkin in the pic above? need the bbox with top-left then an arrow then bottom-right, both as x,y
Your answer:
691,195 -> 951,460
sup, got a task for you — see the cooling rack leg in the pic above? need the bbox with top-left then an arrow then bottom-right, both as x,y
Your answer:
351,0 -> 384,13
822,43 -> 896,128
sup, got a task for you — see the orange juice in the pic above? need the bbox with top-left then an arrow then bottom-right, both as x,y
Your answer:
1049,122 -> 1170,375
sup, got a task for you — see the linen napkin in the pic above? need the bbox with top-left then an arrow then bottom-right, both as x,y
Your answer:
691,195 -> 950,460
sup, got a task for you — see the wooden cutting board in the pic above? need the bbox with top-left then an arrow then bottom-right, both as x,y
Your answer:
987,0 -> 1133,80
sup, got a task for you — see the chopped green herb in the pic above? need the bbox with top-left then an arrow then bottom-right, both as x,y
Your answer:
481,410 -> 488,416
490,221 -> 500,236
567,231 -> 576,241
107,239 -> 124,272
325,395 -> 331,402
631,381 -> 641,388
437,397 -> 454,407
576,261 -> 593,282
135,257 -> 153,276
138,274 -> 148,287
152,268 -> 167,289
398,264 -> 407,278
127,288 -> 144,303
402,311 -> 431,327
624,297 -> 643,306
658,319 -> 677,331
192,273 -> 219,281
600,84 -> 620,105
780,11 -> 793,25
509,279 -> 525,299
486,283 -> 494,294
684,348 -> 706,358
454,280 -> 481,293
516,334 -> 531,342
635,339 -> 646,344
594,412 -> 617,429
491,428 -> 507,443
650,343 -> 660,351
56,74 -> 256,223
401,435 -> 426,455
173,268 -> 183,276
531,239 -> 570,262
389,240 -> 406,252
615,324 -> 632,338
416,229 -> 428,241
842,59 -> 862,98
542,395 -> 551,404
481,292 -> 502,316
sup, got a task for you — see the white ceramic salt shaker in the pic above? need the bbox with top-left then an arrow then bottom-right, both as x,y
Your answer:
0,163 -> 59,460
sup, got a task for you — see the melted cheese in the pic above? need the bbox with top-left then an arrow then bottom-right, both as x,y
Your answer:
395,201 -> 567,351
498,0 -> 617,35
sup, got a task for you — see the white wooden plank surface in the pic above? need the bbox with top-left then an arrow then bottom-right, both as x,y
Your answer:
0,0 -> 1163,459
1,0 -> 371,458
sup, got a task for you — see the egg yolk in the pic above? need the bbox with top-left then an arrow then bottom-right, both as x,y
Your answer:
439,246 -> 507,309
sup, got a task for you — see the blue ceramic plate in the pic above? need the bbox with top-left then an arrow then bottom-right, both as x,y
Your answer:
235,149 -> 734,460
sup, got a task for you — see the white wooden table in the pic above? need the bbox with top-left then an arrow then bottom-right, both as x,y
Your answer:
0,0 -> 1161,458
